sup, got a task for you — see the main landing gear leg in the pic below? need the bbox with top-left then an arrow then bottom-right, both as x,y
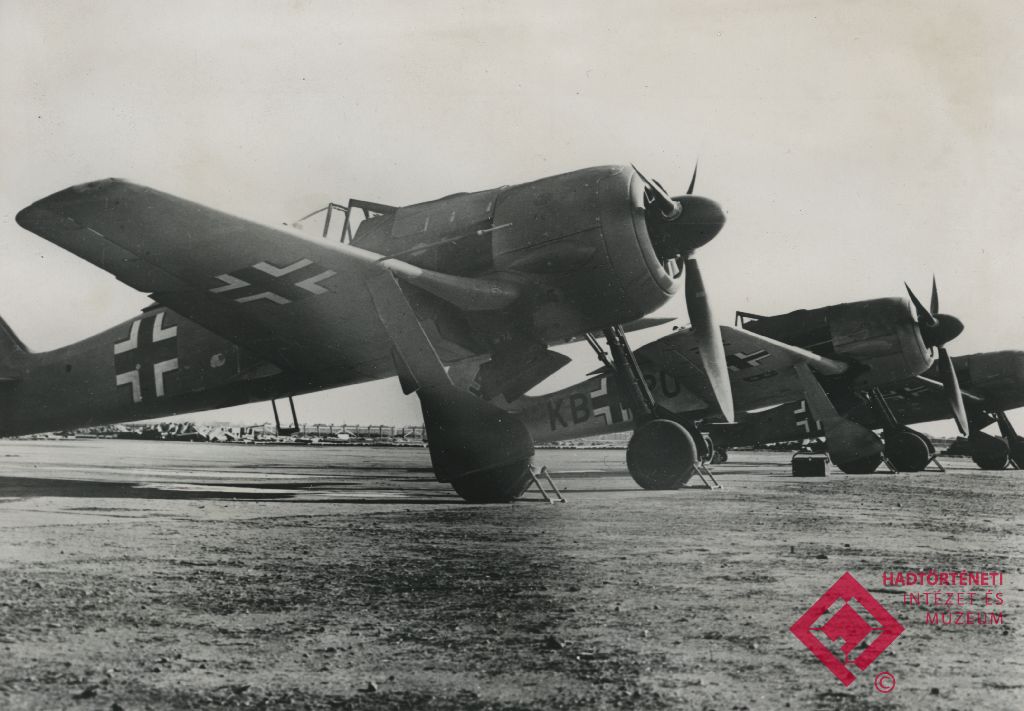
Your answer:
595,326 -> 702,490
795,365 -> 884,474
995,412 -> 1023,470
270,396 -> 301,436
366,272 -> 534,503
865,388 -> 939,472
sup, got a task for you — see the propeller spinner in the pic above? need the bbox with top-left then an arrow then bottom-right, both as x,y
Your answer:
905,279 -> 968,435
633,164 -> 733,421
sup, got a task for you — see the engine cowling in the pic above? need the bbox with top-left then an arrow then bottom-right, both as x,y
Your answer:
490,165 -> 677,341
352,165 -> 701,345
744,297 -> 933,387
946,350 -> 1024,412
826,298 -> 932,387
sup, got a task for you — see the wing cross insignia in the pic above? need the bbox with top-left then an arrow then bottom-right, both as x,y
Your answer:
727,349 -> 771,371
209,258 -> 337,305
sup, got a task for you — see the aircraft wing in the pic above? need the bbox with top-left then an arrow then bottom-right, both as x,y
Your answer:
909,376 -> 985,404
636,324 -> 848,414
867,375 -> 986,426
15,179 -> 512,380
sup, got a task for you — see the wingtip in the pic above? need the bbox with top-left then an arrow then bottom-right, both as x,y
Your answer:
69,177 -> 125,193
16,178 -> 128,230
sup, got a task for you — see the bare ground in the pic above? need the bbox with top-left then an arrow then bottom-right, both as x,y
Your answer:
0,440 -> 1021,710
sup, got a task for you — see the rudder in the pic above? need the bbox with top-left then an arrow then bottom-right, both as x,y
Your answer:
0,315 -> 29,381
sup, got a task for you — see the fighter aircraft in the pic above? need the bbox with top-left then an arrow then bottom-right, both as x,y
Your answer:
463,284 -> 996,480
2,164 -> 738,502
721,280 -> 977,472
704,348 -> 1024,472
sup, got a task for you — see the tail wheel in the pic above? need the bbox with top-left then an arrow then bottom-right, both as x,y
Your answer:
626,419 -> 698,490
449,459 -> 534,503
835,452 -> 882,474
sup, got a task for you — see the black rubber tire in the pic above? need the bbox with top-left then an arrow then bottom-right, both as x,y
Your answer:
449,459 -> 533,503
626,419 -> 698,490
970,433 -> 1010,471
1010,440 -> 1024,470
711,448 -> 728,465
972,451 -> 1010,471
884,430 -> 931,472
700,434 -> 715,462
835,452 -> 883,474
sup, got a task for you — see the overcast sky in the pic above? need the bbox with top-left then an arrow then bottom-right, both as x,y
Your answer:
2,1 -> 1022,433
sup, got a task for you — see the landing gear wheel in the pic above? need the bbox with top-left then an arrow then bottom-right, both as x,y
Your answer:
884,430 -> 931,472
1007,446 -> 1024,473
626,419 -> 698,490
700,434 -> 715,463
835,453 -> 883,474
1009,440 -> 1024,469
711,447 -> 728,465
449,459 -> 534,503
972,451 -> 1009,470
969,433 -> 1010,470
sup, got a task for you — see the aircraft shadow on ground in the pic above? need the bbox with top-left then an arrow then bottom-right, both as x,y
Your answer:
0,475 -> 460,505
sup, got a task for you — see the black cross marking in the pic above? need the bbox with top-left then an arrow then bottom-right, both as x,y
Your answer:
727,349 -> 771,371
794,400 -> 823,434
590,376 -> 632,425
885,383 -> 931,401
209,259 -> 337,305
114,313 -> 179,404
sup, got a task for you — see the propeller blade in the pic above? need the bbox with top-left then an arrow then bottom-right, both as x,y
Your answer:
631,164 -> 681,220
631,164 -> 669,203
905,283 -> 939,328
937,347 -> 970,436
686,161 -> 698,195
930,275 -> 940,314
684,258 -> 734,422
673,256 -> 685,277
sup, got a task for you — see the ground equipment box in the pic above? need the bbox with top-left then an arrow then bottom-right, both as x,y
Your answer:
791,451 -> 832,477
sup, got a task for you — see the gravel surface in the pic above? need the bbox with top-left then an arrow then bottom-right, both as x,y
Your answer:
0,440 -> 1020,710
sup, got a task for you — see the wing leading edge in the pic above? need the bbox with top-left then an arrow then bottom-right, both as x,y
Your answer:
636,324 -> 849,414
15,179 -> 516,381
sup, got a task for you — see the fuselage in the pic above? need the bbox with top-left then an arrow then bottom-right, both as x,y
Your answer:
0,306 -> 312,436
504,297 -> 1002,447
709,350 -> 1024,447
1,165 -> 691,437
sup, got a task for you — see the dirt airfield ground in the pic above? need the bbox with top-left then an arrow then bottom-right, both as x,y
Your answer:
0,439 -> 1020,711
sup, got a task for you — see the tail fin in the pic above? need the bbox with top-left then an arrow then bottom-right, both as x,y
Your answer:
0,315 -> 29,381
